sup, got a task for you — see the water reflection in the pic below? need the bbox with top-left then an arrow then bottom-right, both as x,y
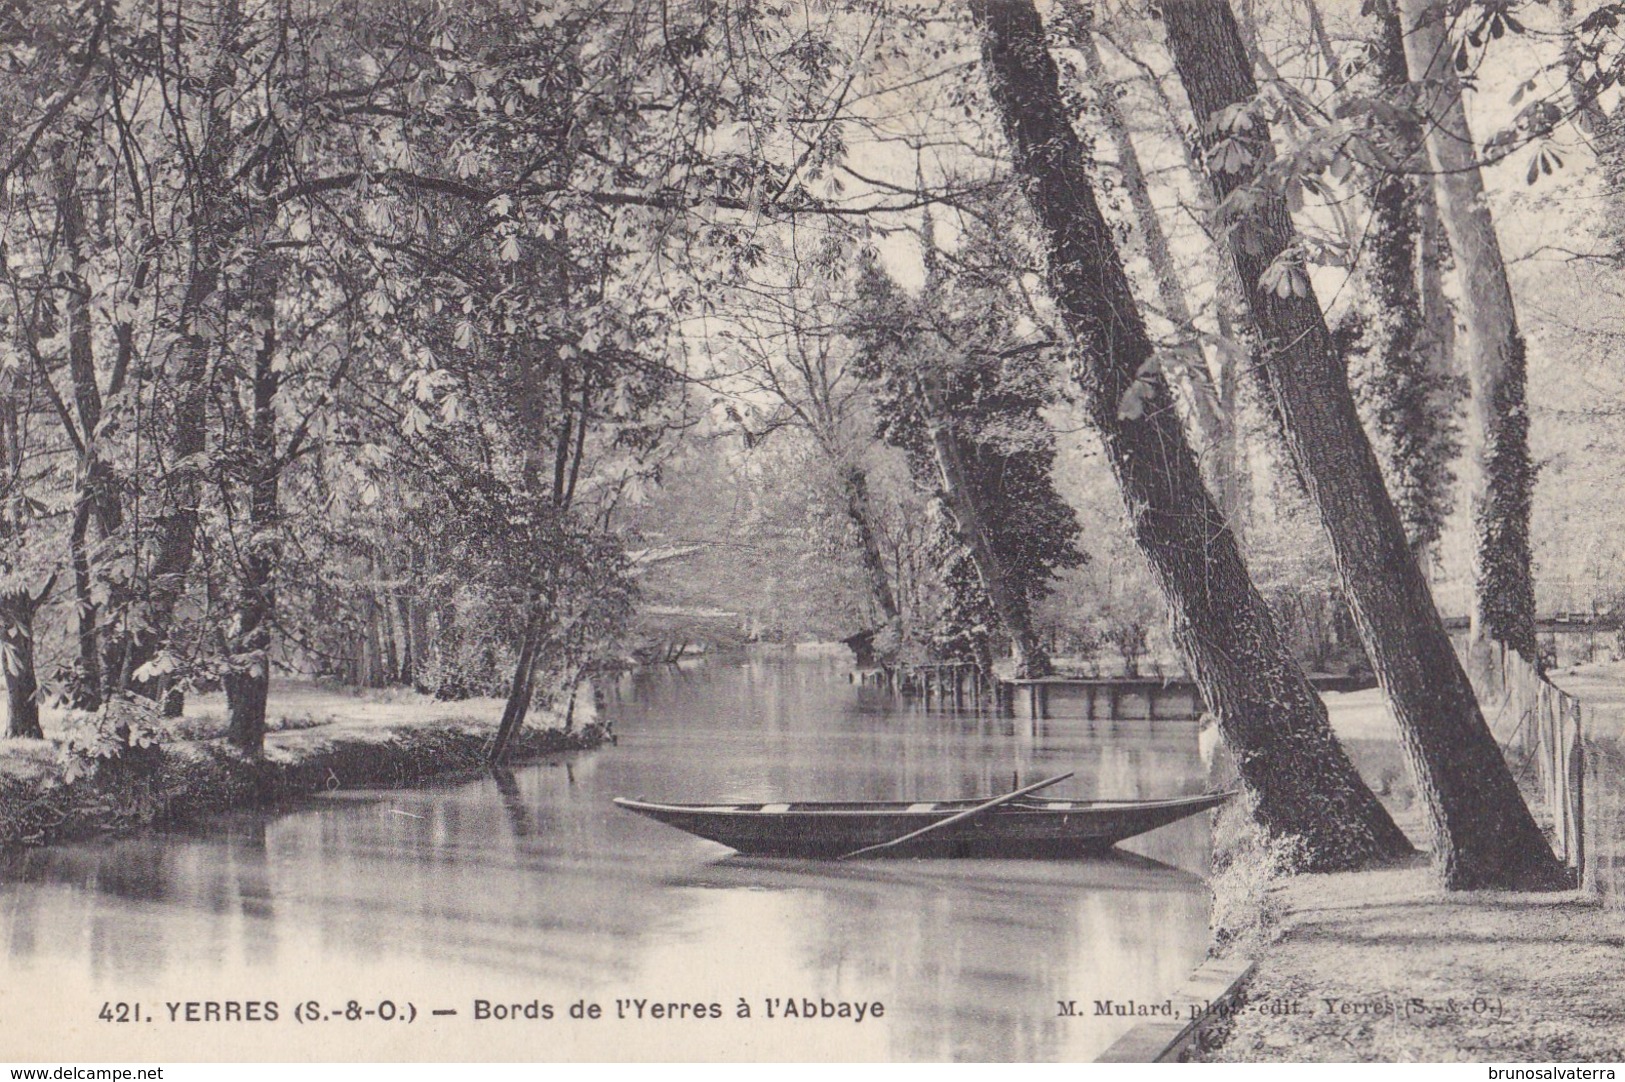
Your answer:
1,656 -> 1214,1061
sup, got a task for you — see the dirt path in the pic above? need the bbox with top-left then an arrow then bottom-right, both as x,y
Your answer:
1198,859 -> 1625,1061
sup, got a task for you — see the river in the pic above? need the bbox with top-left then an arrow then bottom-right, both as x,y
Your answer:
0,655 -> 1215,1061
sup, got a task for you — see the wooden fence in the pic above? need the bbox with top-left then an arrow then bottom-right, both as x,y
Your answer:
1471,644 -> 1621,902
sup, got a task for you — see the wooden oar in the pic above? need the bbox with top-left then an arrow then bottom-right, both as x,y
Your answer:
837,771 -> 1075,861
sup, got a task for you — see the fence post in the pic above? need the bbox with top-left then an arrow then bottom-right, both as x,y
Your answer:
1554,689 -> 1570,864
1570,698 -> 1585,888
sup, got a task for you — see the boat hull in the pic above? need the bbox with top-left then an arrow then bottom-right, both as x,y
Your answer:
612,792 -> 1232,859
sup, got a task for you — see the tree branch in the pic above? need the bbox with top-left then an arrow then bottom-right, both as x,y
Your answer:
0,0 -> 110,192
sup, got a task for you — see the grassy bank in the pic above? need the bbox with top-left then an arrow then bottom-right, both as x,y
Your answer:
0,682 -> 610,850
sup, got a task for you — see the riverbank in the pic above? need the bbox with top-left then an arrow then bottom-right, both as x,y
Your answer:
1193,860 -> 1625,1061
1194,662 -> 1625,1062
0,682 -> 609,850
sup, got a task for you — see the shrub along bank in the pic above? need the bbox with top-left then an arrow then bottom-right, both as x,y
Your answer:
0,711 -> 609,850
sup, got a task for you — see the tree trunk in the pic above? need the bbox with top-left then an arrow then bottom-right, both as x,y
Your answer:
1212,307 -> 1249,537
561,670 -> 582,733
126,271 -> 215,700
1417,168 -> 1459,550
1067,19 -> 1232,479
396,595 -> 416,687
223,259 -> 281,754
1161,0 -> 1567,890
1303,0 -> 1345,91
488,613 -> 543,763
432,601 -> 466,698
1352,10 -> 1459,562
916,373 -> 1052,678
408,598 -> 431,692
1,594 -> 42,740
1589,107 -> 1625,261
67,498 -> 101,709
127,0 -> 241,703
379,579 -> 402,683
52,144 -> 108,710
1103,24 -> 1256,532
1396,0 -> 1539,669
969,0 -> 1411,871
837,462 -> 901,628
362,590 -> 389,688
0,379 -> 47,738
359,597 -> 374,687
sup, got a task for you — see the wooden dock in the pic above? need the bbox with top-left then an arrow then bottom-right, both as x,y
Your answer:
1002,673 -> 1376,721
857,665 -> 1376,721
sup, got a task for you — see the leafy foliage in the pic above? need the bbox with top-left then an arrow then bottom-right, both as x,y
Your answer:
847,213 -> 1084,667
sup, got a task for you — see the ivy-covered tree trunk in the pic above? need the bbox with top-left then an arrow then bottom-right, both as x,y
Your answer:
1162,0 -> 1567,890
969,0 -> 1412,871
1418,184 -> 1458,477
1589,110 -> 1625,260
915,372 -> 1052,678
1351,8 -> 1460,562
1396,0 -> 1539,669
837,462 -> 901,628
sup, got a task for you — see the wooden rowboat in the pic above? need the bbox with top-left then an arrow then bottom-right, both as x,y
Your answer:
612,790 -> 1233,859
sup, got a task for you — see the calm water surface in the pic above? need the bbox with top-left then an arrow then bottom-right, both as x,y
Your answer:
0,656 -> 1214,1061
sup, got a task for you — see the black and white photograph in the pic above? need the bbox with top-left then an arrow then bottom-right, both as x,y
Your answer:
0,0 -> 1622,1067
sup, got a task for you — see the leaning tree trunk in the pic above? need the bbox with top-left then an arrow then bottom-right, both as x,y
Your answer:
1118,25 -> 1260,532
837,462 -> 902,629
1067,15 -> 1234,503
915,373 -> 1052,678
969,0 -> 1412,871
1161,0 -> 1567,890
488,609 -> 544,764
1396,0 -> 1539,670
